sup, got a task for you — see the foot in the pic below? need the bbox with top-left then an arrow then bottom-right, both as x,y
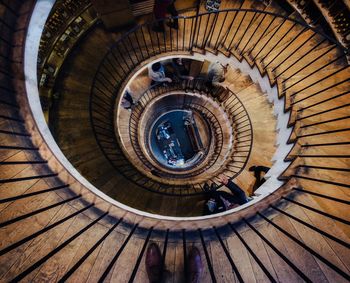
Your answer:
146,243 -> 162,283
187,247 -> 203,283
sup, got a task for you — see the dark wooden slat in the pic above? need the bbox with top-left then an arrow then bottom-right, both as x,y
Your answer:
58,217 -> 123,282
0,184 -> 69,203
182,229 -> 188,282
0,160 -> 47,165
270,205 -> 350,249
0,173 -> 58,183
283,197 -> 350,225
228,224 -> 277,283
213,226 -> 244,283
291,175 -> 350,189
198,229 -> 217,283
292,188 -> 350,205
9,212 -> 108,282
0,204 -> 93,256
244,218 -> 312,283
98,224 -> 138,282
159,229 -> 169,283
128,227 -> 153,283
0,129 -> 30,136
258,212 -> 350,281
0,195 -> 81,228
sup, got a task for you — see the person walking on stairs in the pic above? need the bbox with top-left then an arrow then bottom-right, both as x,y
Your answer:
203,166 -> 271,215
146,242 -> 203,283
206,61 -> 229,88
171,58 -> 194,81
121,89 -> 135,111
203,175 -> 250,215
149,62 -> 173,86
249,165 -> 270,192
152,0 -> 179,33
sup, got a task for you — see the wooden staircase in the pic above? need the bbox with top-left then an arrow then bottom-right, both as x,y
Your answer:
0,0 -> 349,282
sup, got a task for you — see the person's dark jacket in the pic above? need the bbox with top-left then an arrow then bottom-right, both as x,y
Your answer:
203,180 -> 248,215
225,180 -> 248,205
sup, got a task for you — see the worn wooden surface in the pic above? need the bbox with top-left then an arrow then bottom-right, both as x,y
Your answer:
0,0 -> 349,282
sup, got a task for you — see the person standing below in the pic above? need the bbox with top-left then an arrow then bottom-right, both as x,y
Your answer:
206,61 -> 229,88
153,0 -> 179,33
146,242 -> 203,283
148,62 -> 172,86
121,89 -> 135,111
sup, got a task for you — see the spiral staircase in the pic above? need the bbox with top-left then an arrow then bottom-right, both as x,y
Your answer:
0,0 -> 349,282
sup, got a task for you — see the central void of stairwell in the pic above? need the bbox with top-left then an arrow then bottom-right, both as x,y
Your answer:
149,109 -> 208,170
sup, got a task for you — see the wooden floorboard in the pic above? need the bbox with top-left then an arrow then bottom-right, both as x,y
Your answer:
0,0 -> 349,282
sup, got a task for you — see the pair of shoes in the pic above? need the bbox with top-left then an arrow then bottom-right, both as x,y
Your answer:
146,243 -> 162,283
145,243 -> 203,283
187,247 -> 203,283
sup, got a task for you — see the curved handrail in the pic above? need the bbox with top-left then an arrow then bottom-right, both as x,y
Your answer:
90,9 -> 346,105
85,8 -> 349,208
22,0 -> 269,228
20,0 -> 350,226
133,79 -> 254,190
90,8 -> 347,197
96,8 -> 347,72
128,79 -> 224,175
92,77 -> 252,196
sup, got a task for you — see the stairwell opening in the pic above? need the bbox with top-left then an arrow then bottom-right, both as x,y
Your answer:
1,1 -> 349,281
23,2 -> 349,222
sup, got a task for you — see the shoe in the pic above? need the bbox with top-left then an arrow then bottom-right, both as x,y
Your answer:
249,165 -> 270,173
146,243 -> 162,283
187,247 -> 203,283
